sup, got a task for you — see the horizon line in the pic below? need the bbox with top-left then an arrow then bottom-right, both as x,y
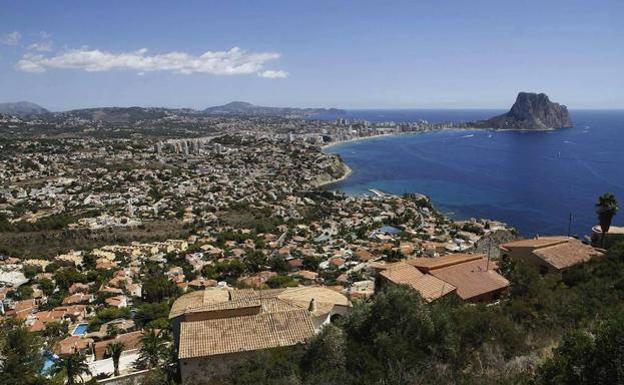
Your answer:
4,100 -> 624,113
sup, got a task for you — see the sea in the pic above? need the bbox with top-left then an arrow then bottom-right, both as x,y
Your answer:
321,109 -> 624,238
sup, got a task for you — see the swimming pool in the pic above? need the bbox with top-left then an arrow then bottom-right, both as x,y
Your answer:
72,323 -> 88,336
41,352 -> 57,375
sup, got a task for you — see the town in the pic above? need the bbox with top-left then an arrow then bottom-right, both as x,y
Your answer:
1,110 -> 622,385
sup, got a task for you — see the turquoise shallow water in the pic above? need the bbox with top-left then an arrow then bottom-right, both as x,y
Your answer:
324,110 -> 624,237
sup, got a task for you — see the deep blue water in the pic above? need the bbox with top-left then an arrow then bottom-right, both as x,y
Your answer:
324,110 -> 624,237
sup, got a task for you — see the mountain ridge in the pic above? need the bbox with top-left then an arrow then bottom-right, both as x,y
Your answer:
0,101 -> 49,117
203,101 -> 345,117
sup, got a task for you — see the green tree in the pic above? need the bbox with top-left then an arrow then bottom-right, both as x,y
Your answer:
0,320 -> 44,385
270,256 -> 290,273
229,348 -> 302,385
596,193 -> 619,247
591,313 -> 624,384
537,312 -> 624,385
302,255 -> 321,271
42,321 -> 69,343
51,352 -> 91,385
142,275 -> 181,303
23,264 -> 41,279
384,249 -> 405,262
53,267 -> 86,291
38,278 -> 55,296
106,323 -> 119,339
106,342 -> 125,376
135,302 -> 170,328
301,324 -> 349,385
245,250 -> 267,273
342,284 -> 449,383
135,329 -> 168,370
266,275 -> 298,289
14,285 -> 34,300
202,259 -> 246,282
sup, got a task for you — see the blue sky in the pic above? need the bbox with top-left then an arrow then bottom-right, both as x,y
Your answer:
1,0 -> 622,110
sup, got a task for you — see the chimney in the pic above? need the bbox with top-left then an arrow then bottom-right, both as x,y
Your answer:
308,298 -> 316,312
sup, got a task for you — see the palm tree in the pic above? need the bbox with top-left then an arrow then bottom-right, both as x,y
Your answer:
106,342 -> 125,376
596,193 -> 619,246
135,329 -> 168,370
51,352 -> 91,385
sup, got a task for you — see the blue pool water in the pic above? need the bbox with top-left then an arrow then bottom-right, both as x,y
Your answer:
41,352 -> 57,375
325,110 -> 624,237
72,323 -> 88,336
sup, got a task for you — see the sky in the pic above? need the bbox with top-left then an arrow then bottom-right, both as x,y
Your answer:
0,0 -> 623,110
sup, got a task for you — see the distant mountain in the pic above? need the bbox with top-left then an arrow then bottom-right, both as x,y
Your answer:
203,101 -> 345,118
0,101 -> 48,117
57,107 -> 175,123
473,92 -> 572,130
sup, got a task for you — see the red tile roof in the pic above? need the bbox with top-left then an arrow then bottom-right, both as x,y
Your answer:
429,259 -> 509,301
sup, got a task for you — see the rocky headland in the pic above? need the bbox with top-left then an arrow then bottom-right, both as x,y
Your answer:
473,92 -> 573,130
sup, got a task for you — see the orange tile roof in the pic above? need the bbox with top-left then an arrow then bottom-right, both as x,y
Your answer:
407,253 -> 485,272
355,249 -> 375,262
178,309 -> 315,359
429,259 -> 509,301
533,239 -> 603,270
501,236 -> 569,250
54,336 -> 94,356
93,331 -> 144,360
380,262 -> 424,281
379,262 -> 455,302
62,293 -> 92,305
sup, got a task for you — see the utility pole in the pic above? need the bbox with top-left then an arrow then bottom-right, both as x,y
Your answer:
486,237 -> 491,271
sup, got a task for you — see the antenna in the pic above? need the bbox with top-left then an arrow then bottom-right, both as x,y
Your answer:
486,238 -> 491,271
567,212 -> 573,237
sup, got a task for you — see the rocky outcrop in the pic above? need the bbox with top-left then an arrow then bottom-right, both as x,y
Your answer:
312,156 -> 352,187
474,92 -> 573,130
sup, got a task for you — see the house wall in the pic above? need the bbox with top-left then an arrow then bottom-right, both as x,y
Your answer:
312,304 -> 351,330
183,305 -> 261,322
501,247 -> 554,273
95,369 -> 149,385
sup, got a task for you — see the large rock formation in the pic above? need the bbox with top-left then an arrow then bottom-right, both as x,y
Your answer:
474,92 -> 572,130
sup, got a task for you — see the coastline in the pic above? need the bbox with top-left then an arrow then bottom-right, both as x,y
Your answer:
315,163 -> 353,188
320,133 -> 402,150
321,125 -> 563,152
320,127 -> 478,151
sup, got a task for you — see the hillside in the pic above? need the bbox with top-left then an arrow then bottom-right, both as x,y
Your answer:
0,101 -> 48,117
203,101 -> 345,118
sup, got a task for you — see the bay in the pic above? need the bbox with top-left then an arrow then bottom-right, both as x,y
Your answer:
324,109 -> 624,237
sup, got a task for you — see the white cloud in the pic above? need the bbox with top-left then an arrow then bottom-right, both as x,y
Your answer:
15,46 -> 286,77
27,41 -> 53,52
1,31 -> 21,46
258,70 -> 289,79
